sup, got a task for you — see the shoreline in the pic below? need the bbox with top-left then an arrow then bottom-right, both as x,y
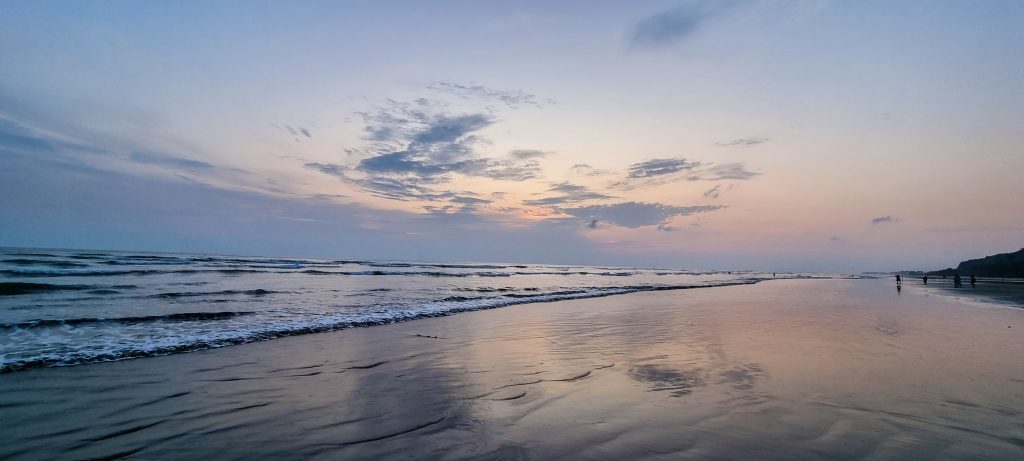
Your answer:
1,278 -> 1022,460
1,278 -> 771,374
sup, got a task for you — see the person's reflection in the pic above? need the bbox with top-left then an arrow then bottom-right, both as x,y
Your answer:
897,285 -> 902,295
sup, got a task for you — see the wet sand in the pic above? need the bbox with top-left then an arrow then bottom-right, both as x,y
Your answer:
1,279 -> 1022,460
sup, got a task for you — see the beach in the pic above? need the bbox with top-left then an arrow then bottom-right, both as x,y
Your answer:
1,278 -> 1022,460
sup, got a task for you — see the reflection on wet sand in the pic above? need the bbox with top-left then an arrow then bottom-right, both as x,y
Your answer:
0,279 -> 1022,460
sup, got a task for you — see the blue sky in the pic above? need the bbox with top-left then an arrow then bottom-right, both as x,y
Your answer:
2,1 -> 1022,272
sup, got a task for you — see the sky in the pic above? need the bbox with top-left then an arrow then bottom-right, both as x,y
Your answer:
1,0 -> 1023,272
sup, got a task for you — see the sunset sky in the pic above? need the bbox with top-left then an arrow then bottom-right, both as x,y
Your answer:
2,1 -> 1022,272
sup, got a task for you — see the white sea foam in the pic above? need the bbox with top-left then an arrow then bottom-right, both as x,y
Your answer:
0,248 -> 819,372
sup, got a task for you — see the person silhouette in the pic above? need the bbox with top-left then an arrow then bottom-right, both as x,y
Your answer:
953,272 -> 962,288
896,274 -> 902,286
923,275 -> 929,285
970,275 -> 977,287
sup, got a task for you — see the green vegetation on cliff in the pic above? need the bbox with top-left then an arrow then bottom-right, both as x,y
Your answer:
929,248 -> 1024,277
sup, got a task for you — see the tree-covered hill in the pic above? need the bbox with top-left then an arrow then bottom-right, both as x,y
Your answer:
928,248 -> 1024,277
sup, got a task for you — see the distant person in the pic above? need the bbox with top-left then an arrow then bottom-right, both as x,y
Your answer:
970,275 -> 977,288
923,275 -> 929,285
772,272 -> 776,277
953,273 -> 962,288
895,274 -> 902,286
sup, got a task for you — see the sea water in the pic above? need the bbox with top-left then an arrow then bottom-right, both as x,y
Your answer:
0,247 -> 806,372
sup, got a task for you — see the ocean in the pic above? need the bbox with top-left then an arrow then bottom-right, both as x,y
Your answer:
0,247 -> 806,373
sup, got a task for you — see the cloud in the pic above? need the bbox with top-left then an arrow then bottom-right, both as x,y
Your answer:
310,97 -> 546,207
450,196 -> 492,206
306,164 -> 445,201
306,161 -> 509,206
0,116 -> 110,161
427,81 -> 545,108
703,185 -> 722,198
305,162 -> 347,177
274,124 -> 313,141
629,3 -> 724,48
309,193 -> 348,201
509,149 -> 548,160
409,113 -> 492,145
0,115 -> 280,200
657,224 -> 681,232
474,160 -> 542,181
830,236 -> 842,241
871,216 -> 895,224
699,163 -> 760,181
627,158 -> 703,178
522,182 -> 612,207
358,151 -> 454,176
558,202 -> 722,228
2,149 -> 616,267
716,136 -> 769,148
569,163 -> 614,176
0,118 -> 60,154
611,159 -> 759,190
130,151 -> 215,171
350,177 -> 454,202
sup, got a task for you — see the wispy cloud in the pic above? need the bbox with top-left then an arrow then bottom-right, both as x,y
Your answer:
612,158 -> 760,190
273,124 -> 313,141
703,185 -> 722,198
558,202 -> 721,228
716,136 -> 769,148
0,118 -> 60,154
522,182 -> 612,206
130,151 -> 215,171
627,158 -> 703,178
304,162 -> 347,177
628,2 -> 725,48
0,116 -> 107,160
871,215 -> 895,224
509,149 -> 549,160
698,163 -> 760,181
569,163 -> 614,177
427,81 -> 547,109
